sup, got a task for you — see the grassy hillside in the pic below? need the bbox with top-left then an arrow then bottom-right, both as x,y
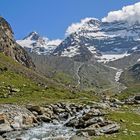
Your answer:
0,53 -> 99,105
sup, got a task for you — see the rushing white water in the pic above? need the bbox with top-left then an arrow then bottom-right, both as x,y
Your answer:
115,69 -> 123,82
12,123 -> 76,140
11,108 -> 91,140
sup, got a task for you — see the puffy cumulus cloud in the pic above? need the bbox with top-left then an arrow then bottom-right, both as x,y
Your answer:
65,17 -> 97,36
102,2 -> 140,24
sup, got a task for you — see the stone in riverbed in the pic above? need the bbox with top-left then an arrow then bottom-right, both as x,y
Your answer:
15,138 -> 23,140
0,114 -> 7,124
22,115 -> 38,126
11,115 -> 23,130
134,95 -> 140,101
26,105 -> 43,115
82,109 -> 104,121
37,115 -> 51,122
84,117 -> 104,127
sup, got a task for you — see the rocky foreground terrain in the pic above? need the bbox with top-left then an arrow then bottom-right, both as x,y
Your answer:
0,95 -> 139,140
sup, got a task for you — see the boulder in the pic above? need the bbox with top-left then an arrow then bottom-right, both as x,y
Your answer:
42,107 -> 54,118
0,114 -> 7,124
95,123 -> 120,135
134,95 -> 140,101
85,117 -> 104,127
26,105 -> 43,115
37,115 -> 51,122
65,117 -> 80,128
134,95 -> 140,104
11,115 -> 23,130
112,99 -> 124,106
22,116 -> 38,126
10,88 -> 20,93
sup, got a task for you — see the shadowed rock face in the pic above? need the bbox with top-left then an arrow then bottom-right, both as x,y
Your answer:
0,16 -> 35,69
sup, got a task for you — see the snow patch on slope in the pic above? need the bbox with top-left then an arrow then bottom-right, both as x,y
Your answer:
137,58 -> 140,62
87,46 -> 97,54
61,46 -> 80,57
96,53 -> 130,63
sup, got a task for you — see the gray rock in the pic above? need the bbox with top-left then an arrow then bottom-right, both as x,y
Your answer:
26,105 -> 43,115
77,128 -> 96,136
112,99 -> 124,105
85,117 -> 104,127
96,123 -> 120,135
38,115 -> 51,122
10,88 -> 20,93
134,95 -> 140,101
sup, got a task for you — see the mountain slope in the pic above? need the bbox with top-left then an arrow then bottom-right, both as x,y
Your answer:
30,53 -> 118,91
120,62 -> 140,86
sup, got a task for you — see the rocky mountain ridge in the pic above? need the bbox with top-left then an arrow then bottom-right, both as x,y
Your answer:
18,18 -> 140,64
0,16 -> 35,68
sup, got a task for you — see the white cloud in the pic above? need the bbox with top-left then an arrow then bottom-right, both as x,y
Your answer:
102,2 -> 140,24
65,17 -> 98,36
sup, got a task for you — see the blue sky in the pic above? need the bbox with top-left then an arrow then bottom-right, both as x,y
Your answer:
0,0 -> 140,39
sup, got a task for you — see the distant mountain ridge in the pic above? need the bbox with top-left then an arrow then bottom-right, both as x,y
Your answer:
18,18 -> 140,63
53,18 -> 140,62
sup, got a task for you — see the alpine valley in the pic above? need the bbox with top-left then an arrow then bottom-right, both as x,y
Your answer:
0,2 -> 140,140
17,17 -> 140,91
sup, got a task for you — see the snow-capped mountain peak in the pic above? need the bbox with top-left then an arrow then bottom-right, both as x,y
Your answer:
17,32 -> 62,55
23,31 -> 42,41
53,17 -> 140,62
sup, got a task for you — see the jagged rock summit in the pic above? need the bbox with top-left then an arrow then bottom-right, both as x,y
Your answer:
0,16 -> 35,68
